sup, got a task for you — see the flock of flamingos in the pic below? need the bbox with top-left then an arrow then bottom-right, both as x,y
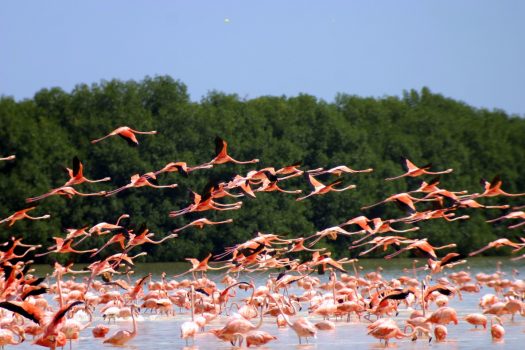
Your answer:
0,126 -> 524,349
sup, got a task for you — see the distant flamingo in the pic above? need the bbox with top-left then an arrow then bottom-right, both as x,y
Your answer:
0,207 -> 50,226
386,158 -> 453,181
297,175 -> 356,201
91,126 -> 157,146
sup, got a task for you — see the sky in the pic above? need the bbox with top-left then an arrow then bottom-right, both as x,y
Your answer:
1,1 -> 524,115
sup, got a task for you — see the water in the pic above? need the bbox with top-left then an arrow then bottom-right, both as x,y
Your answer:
13,258 -> 525,349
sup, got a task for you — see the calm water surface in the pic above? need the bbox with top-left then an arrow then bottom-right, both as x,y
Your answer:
17,258 -> 525,349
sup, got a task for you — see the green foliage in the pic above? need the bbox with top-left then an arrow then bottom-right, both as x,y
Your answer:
1,77 -> 523,263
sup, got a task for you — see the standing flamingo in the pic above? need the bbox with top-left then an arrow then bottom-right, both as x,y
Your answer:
180,286 -> 199,345
91,126 -> 157,146
103,304 -> 138,345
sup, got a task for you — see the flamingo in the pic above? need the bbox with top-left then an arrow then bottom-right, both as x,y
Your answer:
103,304 -> 138,345
172,218 -> 234,233
203,136 -> 259,166
0,325 -> 25,347
91,126 -> 156,146
469,238 -> 522,256
105,172 -> 177,196
490,316 -> 505,341
434,325 -> 447,342
63,156 -> 111,186
267,294 -> 317,344
154,161 -> 213,176
35,237 -> 97,257
0,207 -> 50,226
26,186 -> 106,203
304,226 -> 357,247
476,176 -> 525,198
486,211 -> 525,224
385,238 -> 456,260
307,164 -> 373,176
464,313 -> 487,329
296,174 -> 356,201
386,158 -> 453,181
180,286 -> 199,346
0,155 -> 15,161
361,193 -> 436,213
233,330 -> 277,347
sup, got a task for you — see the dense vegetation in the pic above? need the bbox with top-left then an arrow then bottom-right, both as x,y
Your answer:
1,76 -> 524,263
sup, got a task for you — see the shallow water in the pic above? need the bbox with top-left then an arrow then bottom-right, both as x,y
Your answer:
15,258 -> 525,349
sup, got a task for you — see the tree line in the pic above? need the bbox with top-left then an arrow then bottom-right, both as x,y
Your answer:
1,76 -> 524,263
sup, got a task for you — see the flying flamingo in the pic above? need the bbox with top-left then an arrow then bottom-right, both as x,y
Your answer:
254,171 -> 302,195
350,236 -> 414,256
384,238 -> 456,260
307,165 -> 373,176
105,172 -> 177,196
103,304 -> 138,345
154,161 -> 213,176
88,214 -> 129,236
202,137 -> 259,166
385,158 -> 453,181
453,199 -> 509,210
474,176 -> 525,198
172,218 -> 233,233
304,226 -> 357,247
91,126 -> 157,146
469,238 -> 521,256
35,237 -> 97,257
296,175 -> 356,201
486,211 -> 525,224
63,156 -> 111,186
26,186 -> 106,203
0,207 -> 50,226
0,155 -> 15,161
361,193 -> 436,213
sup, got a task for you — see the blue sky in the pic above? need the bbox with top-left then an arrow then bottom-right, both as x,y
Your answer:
1,1 -> 524,115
